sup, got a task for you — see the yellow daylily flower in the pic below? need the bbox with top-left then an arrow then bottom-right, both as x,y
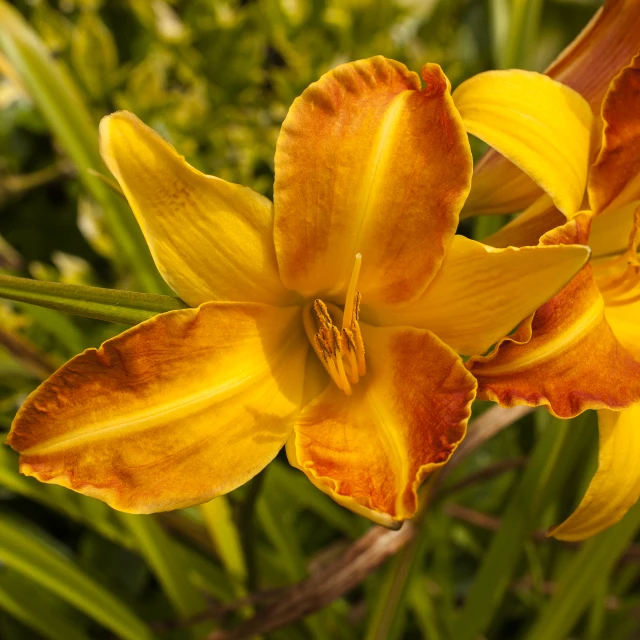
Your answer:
6,57 -> 590,527
458,22 -> 640,540
460,0 -> 640,218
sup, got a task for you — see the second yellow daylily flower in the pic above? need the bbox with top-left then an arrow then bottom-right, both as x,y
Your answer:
6,57 -> 590,526
462,37 -> 640,540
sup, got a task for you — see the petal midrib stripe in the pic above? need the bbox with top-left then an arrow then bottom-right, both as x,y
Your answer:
335,90 -> 411,295
21,370 -> 264,456
21,328 -> 305,456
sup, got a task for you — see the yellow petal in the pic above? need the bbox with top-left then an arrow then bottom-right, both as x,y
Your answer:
274,57 -> 472,306
7,303 -> 307,513
605,298 -> 640,361
467,265 -> 640,418
453,70 -> 593,218
367,233 -> 590,356
588,52 -> 640,214
550,406 -> 640,541
467,214 -> 640,418
287,323 -> 476,526
462,0 -> 640,218
99,111 -> 293,307
590,199 -> 640,258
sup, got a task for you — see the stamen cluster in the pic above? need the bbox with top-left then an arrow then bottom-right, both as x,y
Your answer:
312,296 -> 366,395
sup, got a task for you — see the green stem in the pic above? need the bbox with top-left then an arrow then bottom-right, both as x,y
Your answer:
0,274 -> 187,326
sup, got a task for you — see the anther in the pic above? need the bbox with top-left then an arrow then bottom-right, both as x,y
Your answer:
342,254 -> 362,332
304,254 -> 367,395
314,299 -> 333,327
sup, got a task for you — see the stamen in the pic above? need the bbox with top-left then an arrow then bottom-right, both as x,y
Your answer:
314,299 -> 332,327
342,254 -> 362,332
342,328 -> 360,384
302,255 -> 368,395
313,334 -> 344,390
352,318 -> 367,376
332,326 -> 352,395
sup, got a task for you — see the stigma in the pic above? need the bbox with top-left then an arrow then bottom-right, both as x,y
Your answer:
306,254 -> 366,395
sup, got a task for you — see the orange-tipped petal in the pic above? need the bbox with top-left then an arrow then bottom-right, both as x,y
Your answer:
286,324 -> 476,526
368,234 -> 589,356
550,406 -> 640,541
546,1 -> 640,113
588,52 -> 640,214
274,57 -> 472,306
453,70 -> 592,219
100,111 -> 294,307
6,303 -> 307,512
462,0 -> 640,218
467,215 -> 640,418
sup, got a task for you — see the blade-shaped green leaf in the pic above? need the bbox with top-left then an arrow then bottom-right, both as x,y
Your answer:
452,413 -> 589,640
118,514 -> 207,619
0,1 -> 165,293
0,447 -> 136,549
0,515 -> 154,640
0,274 -> 187,325
0,570 -> 89,640
526,502 -> 640,640
200,497 -> 248,592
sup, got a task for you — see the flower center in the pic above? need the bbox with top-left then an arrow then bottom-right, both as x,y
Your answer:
593,206 -> 640,307
303,254 -> 366,395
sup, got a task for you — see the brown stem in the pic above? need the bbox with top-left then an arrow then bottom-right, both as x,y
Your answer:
204,405 -> 531,640
207,524 -> 416,640
0,326 -> 58,379
439,457 -> 527,498
446,405 -> 534,475
444,504 -> 553,544
1,159 -> 73,199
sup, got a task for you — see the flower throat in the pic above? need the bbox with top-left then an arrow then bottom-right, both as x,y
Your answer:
304,254 -> 366,395
594,207 -> 640,307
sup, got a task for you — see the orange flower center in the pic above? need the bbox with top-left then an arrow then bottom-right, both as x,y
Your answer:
303,255 -> 367,395
593,206 -> 640,307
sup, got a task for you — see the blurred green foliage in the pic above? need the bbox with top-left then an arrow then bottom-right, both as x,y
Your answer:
3,0 -> 639,639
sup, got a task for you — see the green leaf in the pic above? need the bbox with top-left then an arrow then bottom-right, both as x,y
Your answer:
0,274 -> 187,325
452,412 -> 586,640
0,570 -> 89,640
70,11 -> 119,100
15,303 -> 86,355
200,497 -> 248,592
490,0 -> 545,69
364,516 -> 430,640
0,1 -> 165,293
118,513 -> 207,618
525,502 -> 640,640
0,447 -> 137,549
0,515 -> 154,640
267,462 -> 367,539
